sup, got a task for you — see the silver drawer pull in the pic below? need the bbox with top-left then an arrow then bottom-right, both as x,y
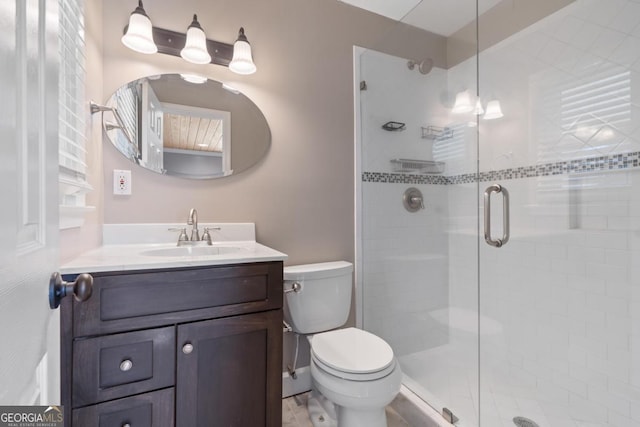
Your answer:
122,424 -> 131,427
119,359 -> 133,372
182,343 -> 194,354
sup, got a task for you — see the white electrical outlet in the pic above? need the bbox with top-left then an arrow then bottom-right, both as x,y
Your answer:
113,169 -> 132,195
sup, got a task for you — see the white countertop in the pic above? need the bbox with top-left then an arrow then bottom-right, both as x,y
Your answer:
60,223 -> 288,274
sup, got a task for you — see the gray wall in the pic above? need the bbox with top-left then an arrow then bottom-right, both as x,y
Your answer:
99,0 -> 447,267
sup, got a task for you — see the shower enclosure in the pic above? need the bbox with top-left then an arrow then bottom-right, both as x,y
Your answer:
356,1 -> 640,426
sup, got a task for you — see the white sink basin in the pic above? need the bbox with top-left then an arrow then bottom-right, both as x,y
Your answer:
141,245 -> 245,257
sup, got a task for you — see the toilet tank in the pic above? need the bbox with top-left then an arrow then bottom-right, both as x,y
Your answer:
283,261 -> 353,334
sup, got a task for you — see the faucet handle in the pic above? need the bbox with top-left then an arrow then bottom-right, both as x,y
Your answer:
168,227 -> 189,244
202,228 -> 212,245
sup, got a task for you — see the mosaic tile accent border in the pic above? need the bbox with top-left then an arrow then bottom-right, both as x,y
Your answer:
363,151 -> 640,185
361,171 -> 450,185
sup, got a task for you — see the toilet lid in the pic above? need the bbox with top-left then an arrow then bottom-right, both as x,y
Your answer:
311,328 -> 394,374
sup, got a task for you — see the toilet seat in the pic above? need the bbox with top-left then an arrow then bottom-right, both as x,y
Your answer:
310,328 -> 395,381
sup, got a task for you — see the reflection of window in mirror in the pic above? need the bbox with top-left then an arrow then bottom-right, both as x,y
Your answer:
141,81 -> 164,173
113,84 -> 139,160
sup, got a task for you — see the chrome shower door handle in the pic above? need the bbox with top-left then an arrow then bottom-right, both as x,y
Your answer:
484,184 -> 510,248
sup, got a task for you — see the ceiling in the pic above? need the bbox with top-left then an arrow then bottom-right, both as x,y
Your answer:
338,0 -> 503,36
163,113 -> 223,153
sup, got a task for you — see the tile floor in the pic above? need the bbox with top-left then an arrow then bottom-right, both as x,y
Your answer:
282,392 -> 411,427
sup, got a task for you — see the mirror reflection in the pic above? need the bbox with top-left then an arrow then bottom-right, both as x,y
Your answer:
104,74 -> 270,179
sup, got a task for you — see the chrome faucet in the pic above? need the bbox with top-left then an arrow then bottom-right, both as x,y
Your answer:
187,208 -> 200,241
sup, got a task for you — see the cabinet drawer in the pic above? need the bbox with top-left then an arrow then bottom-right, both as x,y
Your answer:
72,388 -> 174,427
72,262 -> 283,336
73,327 -> 175,407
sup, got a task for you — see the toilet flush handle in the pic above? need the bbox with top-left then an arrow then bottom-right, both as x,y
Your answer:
284,282 -> 301,294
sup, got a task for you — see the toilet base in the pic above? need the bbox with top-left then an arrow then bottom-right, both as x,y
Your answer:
307,389 -> 389,427
308,390 -> 337,427
338,406 -> 387,427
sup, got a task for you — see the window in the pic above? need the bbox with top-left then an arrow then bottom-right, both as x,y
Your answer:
58,0 -> 93,229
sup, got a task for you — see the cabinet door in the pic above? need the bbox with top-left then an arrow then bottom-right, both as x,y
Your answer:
176,310 -> 282,427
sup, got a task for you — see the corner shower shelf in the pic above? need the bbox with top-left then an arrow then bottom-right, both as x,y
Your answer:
390,158 -> 445,174
382,121 -> 406,131
421,126 -> 453,140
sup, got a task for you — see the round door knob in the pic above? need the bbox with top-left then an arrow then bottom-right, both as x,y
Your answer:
49,272 -> 94,309
119,359 -> 133,372
182,343 -> 194,354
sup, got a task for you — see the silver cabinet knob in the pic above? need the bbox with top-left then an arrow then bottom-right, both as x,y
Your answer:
122,424 -> 131,427
119,359 -> 133,372
182,343 -> 194,354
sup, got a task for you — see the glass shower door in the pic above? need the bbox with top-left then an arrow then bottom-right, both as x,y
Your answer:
477,1 -> 640,426
357,0 -> 481,424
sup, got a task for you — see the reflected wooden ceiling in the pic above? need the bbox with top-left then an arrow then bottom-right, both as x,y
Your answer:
163,113 -> 224,152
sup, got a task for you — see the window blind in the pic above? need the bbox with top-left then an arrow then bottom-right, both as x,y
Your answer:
58,0 -> 93,229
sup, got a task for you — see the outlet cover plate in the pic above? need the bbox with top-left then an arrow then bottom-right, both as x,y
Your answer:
113,169 -> 131,195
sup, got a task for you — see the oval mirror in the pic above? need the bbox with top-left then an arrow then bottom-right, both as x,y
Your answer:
102,74 -> 270,179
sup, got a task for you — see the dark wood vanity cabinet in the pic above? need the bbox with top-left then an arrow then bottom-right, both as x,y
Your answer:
60,261 -> 283,427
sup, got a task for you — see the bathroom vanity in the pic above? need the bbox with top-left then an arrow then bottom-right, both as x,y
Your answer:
58,224 -> 286,427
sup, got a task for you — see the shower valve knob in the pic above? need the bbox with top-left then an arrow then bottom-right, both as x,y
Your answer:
403,187 -> 425,213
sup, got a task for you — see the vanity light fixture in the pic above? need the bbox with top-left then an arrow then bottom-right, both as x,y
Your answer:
483,100 -> 504,120
121,1 -> 157,54
180,15 -> 211,64
229,28 -> 257,75
121,2 -> 256,74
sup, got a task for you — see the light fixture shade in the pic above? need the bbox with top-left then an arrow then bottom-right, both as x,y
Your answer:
222,83 -> 241,94
483,100 -> 504,120
180,73 -> 207,84
229,28 -> 257,75
180,15 -> 211,65
452,91 -> 474,114
121,1 -> 157,54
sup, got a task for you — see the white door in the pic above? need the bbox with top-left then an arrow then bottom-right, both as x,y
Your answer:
0,0 -> 61,405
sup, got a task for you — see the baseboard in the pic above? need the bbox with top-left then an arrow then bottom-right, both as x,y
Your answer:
282,366 -> 312,398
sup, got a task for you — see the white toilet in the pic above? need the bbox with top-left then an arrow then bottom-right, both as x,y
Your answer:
283,261 -> 401,427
